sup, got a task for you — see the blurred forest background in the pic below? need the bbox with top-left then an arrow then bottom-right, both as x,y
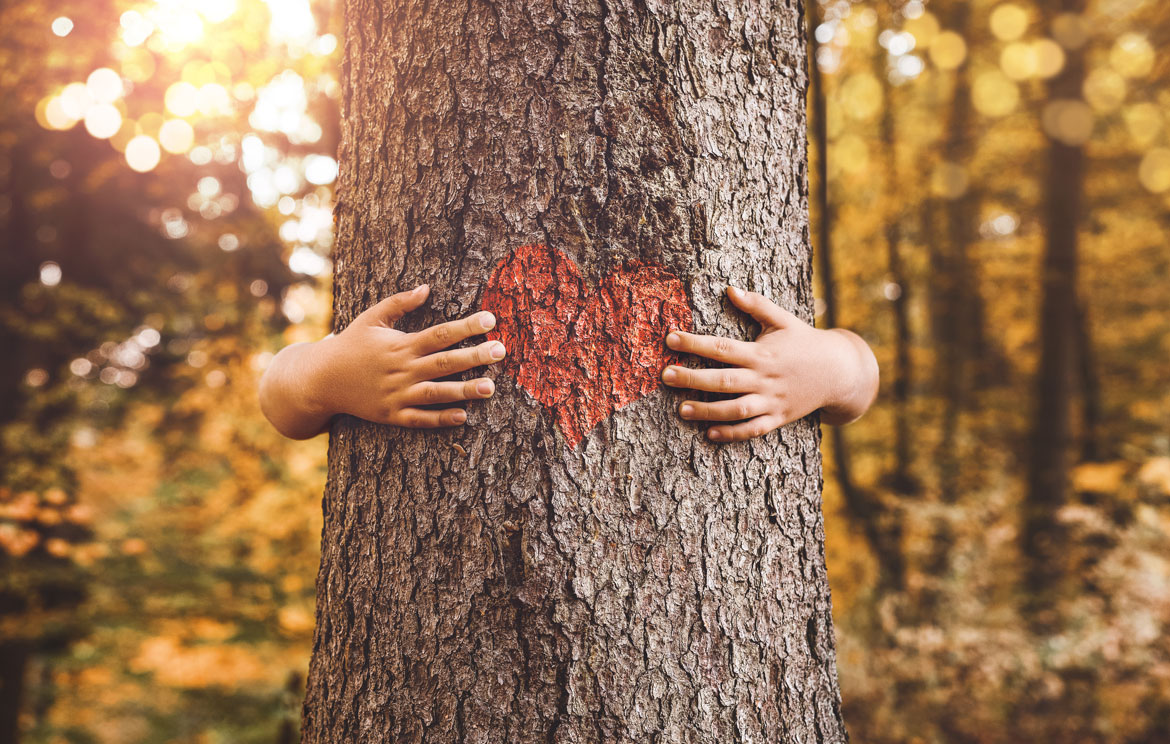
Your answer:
2,0 -> 1169,741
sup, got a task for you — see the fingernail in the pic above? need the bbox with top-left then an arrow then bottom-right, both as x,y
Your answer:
680,403 -> 694,418
481,312 -> 496,330
666,333 -> 681,348
490,342 -> 506,359
415,284 -> 428,293
662,366 -> 677,382
477,380 -> 493,396
453,410 -> 467,423
708,429 -> 722,440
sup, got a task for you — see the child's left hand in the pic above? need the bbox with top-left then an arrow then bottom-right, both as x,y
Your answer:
661,286 -> 879,442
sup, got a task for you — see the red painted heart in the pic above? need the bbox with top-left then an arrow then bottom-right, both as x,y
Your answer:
482,244 -> 693,448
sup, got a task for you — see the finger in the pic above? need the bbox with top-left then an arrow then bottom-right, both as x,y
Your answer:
395,407 -> 468,428
357,285 -> 430,327
413,311 -> 497,355
403,378 -> 495,406
679,394 -> 768,422
727,286 -> 799,329
708,414 -> 779,442
665,331 -> 754,365
414,340 -> 507,379
661,365 -> 756,394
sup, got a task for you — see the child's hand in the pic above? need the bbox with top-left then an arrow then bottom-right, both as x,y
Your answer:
661,286 -> 878,442
259,285 -> 506,439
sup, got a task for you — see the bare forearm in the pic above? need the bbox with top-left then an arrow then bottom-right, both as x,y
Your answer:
819,328 -> 879,426
259,339 -> 335,440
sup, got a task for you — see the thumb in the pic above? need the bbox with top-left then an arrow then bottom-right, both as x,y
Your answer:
358,285 -> 430,327
727,286 -> 798,330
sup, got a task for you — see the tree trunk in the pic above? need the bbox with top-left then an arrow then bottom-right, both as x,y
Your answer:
933,1 -> 976,505
302,0 -> 847,741
1022,0 -> 1087,624
808,0 -> 888,588
0,642 -> 29,744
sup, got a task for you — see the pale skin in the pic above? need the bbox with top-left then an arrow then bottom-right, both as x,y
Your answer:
259,284 -> 506,440
662,286 -> 879,442
259,284 -> 878,442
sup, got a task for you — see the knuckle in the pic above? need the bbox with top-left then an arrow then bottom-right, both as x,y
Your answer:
735,402 -> 750,420
434,325 -> 453,344
423,384 -> 442,404
435,353 -> 454,373
719,372 -> 735,392
714,338 -> 732,355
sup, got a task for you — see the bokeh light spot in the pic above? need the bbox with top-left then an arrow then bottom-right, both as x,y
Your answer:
304,155 -> 338,185
972,71 -> 1020,117
1042,99 -> 1094,146
990,4 -> 1028,42
43,97 -> 76,130
39,261 -> 62,287
59,82 -> 93,121
86,68 -> 124,104
1111,33 -> 1154,79
1084,68 -> 1127,112
1138,148 -> 1170,193
125,136 -> 162,173
1001,42 -> 1037,81
198,177 -> 222,198
930,31 -> 968,70
159,119 -> 196,153
904,12 -> 939,48
1124,103 -> 1162,147
1033,39 -> 1066,79
84,104 -> 123,139
165,82 -> 199,117
51,17 -> 73,37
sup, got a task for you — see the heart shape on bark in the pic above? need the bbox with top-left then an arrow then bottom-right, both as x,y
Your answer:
482,243 -> 693,448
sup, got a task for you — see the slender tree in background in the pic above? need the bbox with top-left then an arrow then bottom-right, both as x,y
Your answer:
880,66 -> 914,506
301,0 -> 847,740
808,0 -> 889,585
1075,297 -> 1102,462
932,2 -> 977,504
1022,0 -> 1087,623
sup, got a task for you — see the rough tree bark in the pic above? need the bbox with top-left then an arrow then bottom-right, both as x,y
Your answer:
302,0 -> 847,741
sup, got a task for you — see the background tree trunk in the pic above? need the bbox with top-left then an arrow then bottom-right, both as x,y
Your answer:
302,1 -> 847,741
0,642 -> 29,744
1022,0 -> 1088,624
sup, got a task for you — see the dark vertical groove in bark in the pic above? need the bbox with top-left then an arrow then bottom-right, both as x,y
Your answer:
1023,0 -> 1087,625
303,0 -> 846,741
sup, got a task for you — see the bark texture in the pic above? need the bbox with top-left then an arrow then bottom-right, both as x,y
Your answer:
302,0 -> 846,741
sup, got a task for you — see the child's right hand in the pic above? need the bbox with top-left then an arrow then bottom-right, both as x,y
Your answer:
259,284 -> 507,439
